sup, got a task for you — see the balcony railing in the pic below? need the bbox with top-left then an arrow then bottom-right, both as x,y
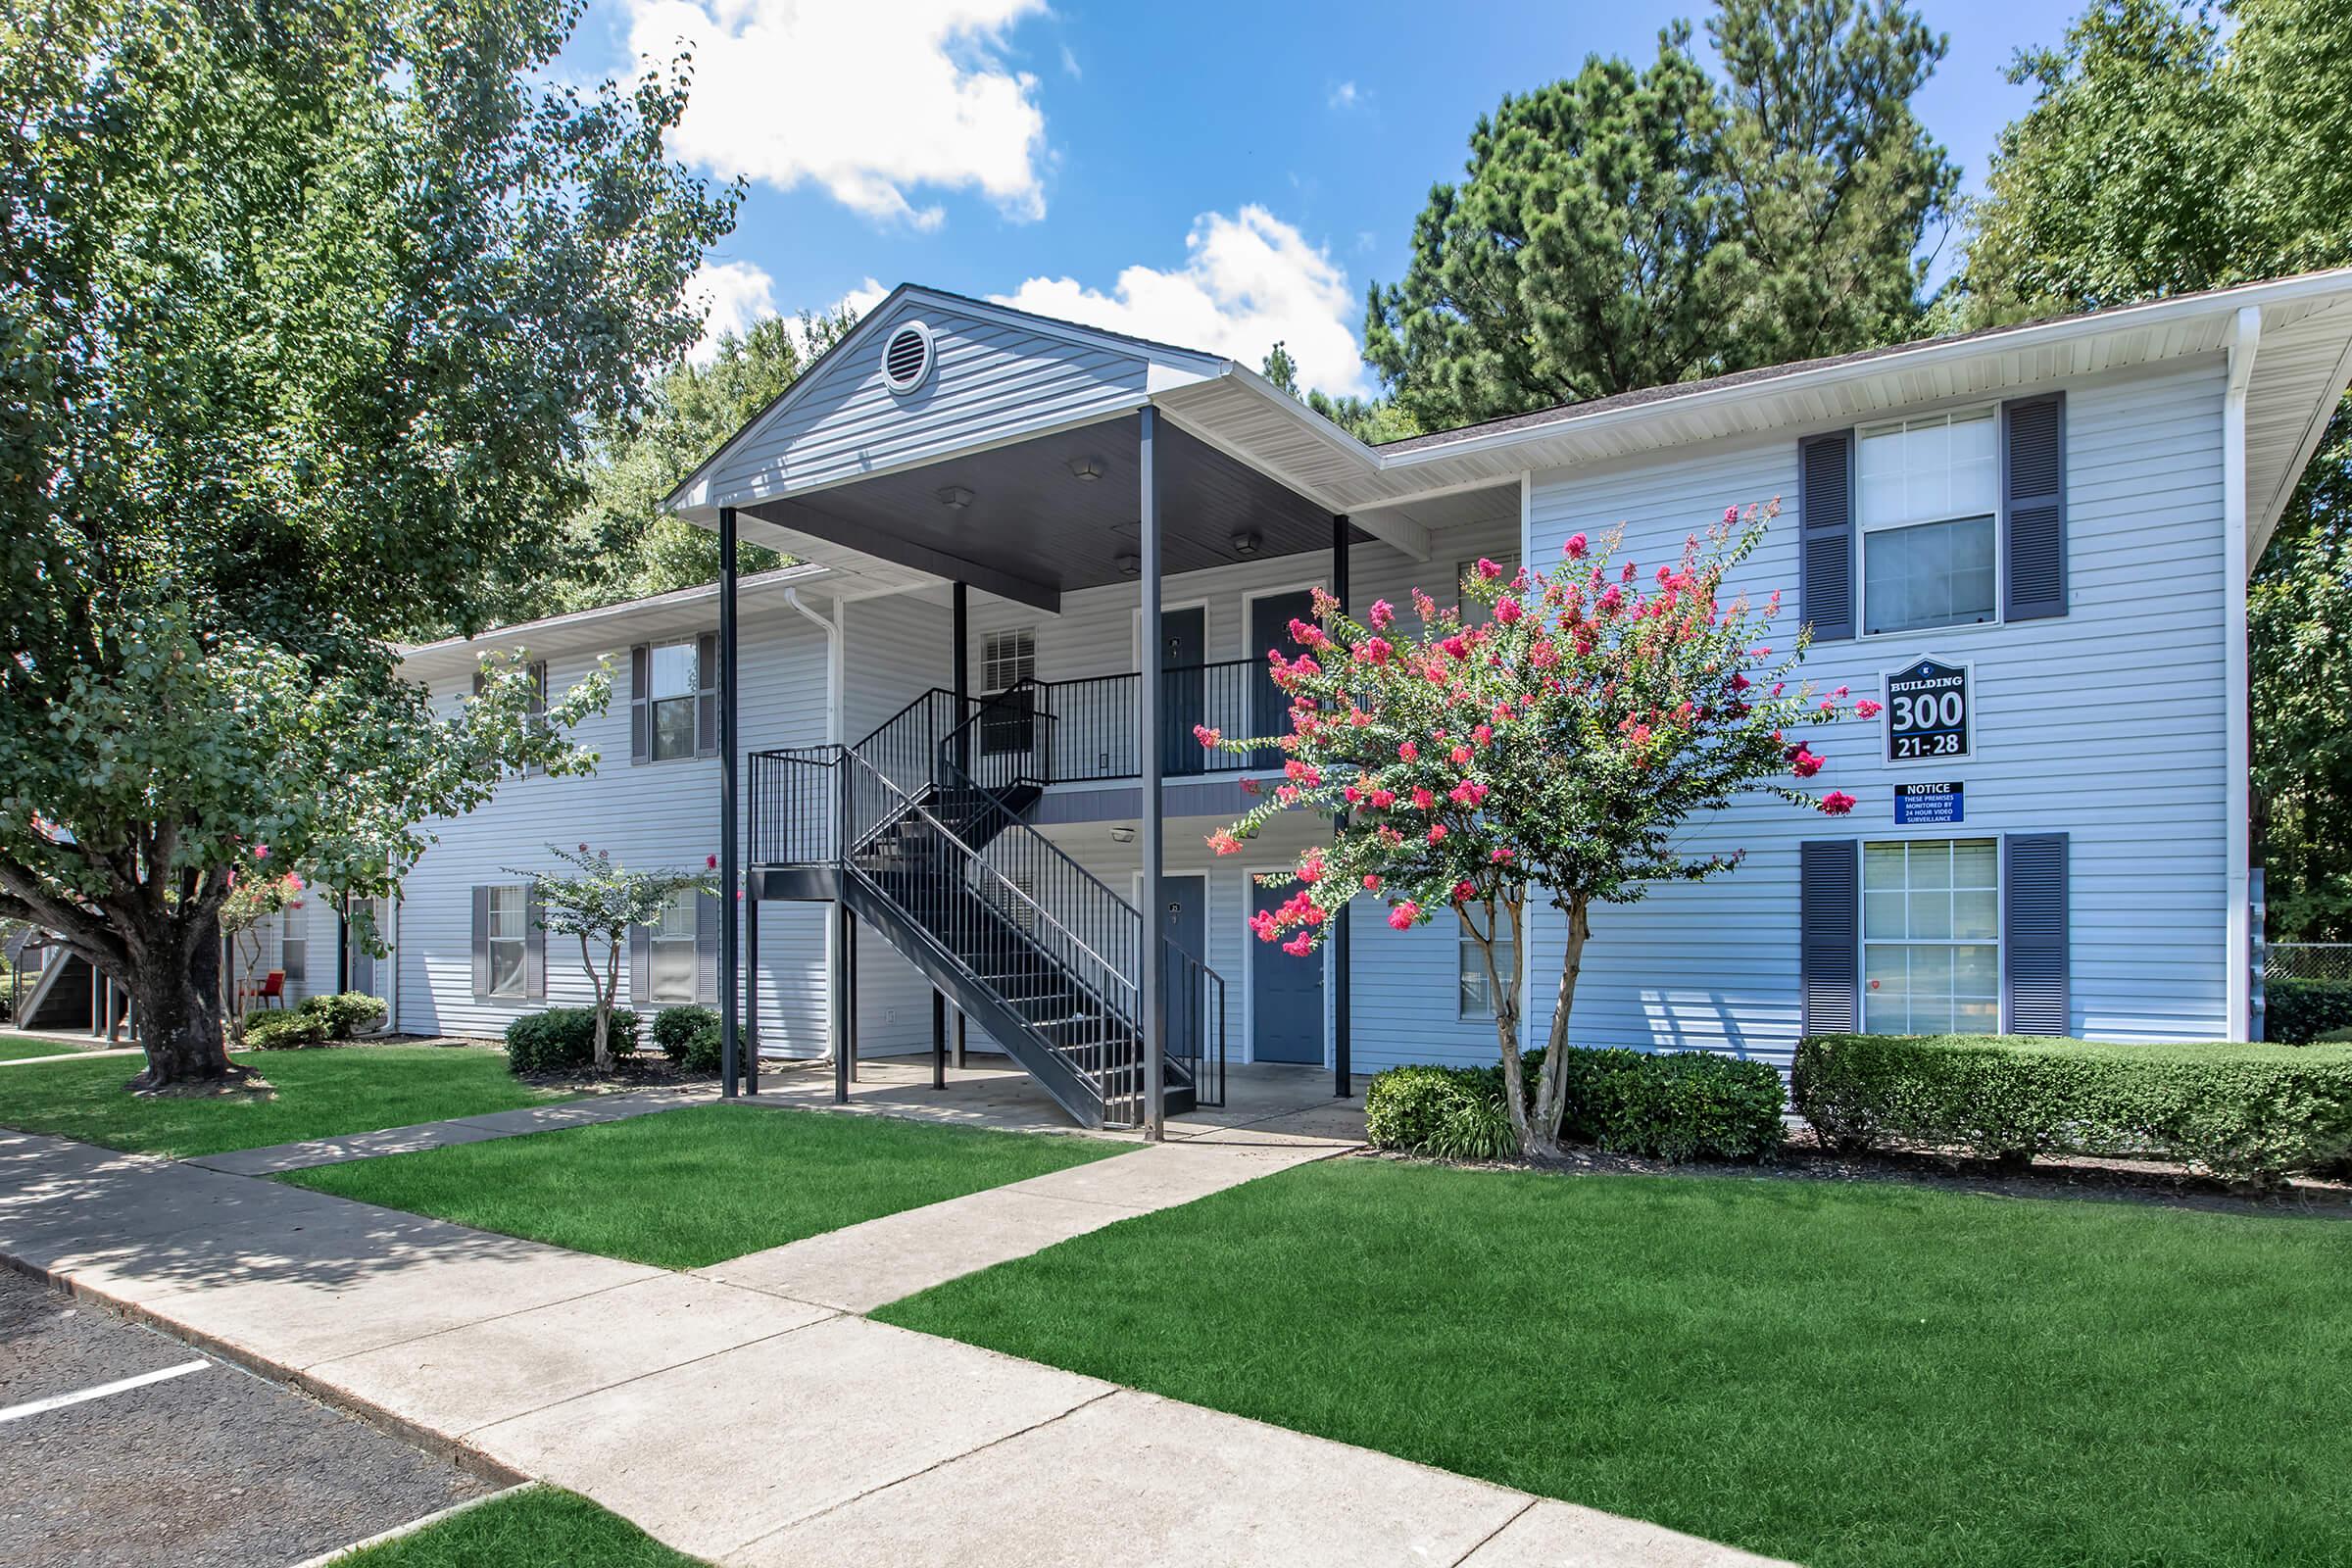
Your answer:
964,660 -> 1285,787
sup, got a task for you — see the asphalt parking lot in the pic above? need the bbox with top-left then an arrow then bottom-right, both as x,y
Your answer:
0,1270 -> 497,1568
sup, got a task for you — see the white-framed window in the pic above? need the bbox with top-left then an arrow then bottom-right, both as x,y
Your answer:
980,628 -> 1037,757
486,883 -> 528,999
1863,838 -> 1999,1035
1457,554 -> 1522,627
648,890 -> 698,1004
1858,410 -> 1998,637
647,641 -> 700,761
279,930 -> 307,983
1459,933 -> 1519,1018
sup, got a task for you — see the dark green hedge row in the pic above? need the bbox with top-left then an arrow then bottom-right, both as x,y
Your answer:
2266,978 -> 2352,1045
1366,1046 -> 1787,1162
1793,1033 -> 2352,1181
243,992 -> 386,1050
651,1004 -> 723,1073
505,1006 -> 640,1075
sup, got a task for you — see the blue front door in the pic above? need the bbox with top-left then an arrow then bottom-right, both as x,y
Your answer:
1158,607 -> 1207,777
1250,878 -> 1324,1064
1249,589 -> 1317,767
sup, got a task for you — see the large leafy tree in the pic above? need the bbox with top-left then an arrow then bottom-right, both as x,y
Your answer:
524,308 -> 859,617
1206,510 -> 1864,1157
1962,0 -> 2352,940
1364,0 -> 1955,430
0,0 -> 732,1086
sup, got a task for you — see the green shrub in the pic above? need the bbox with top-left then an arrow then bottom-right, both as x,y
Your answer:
1364,1063 -> 1517,1160
297,991 -> 386,1040
651,1004 -> 718,1059
2266,978 -> 2352,1045
1366,1046 -> 1787,1163
504,1006 -> 640,1075
243,1008 -> 327,1049
1550,1046 -> 1787,1161
1792,1032 -> 2352,1182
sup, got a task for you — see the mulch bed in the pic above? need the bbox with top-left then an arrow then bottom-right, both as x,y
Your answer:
1365,1128 -> 2352,1218
513,1051 -> 718,1095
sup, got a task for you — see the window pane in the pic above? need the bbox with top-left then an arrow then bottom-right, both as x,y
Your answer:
489,939 -> 524,998
650,939 -> 696,1003
658,892 -> 697,940
280,938 -> 307,982
1907,889 -> 1953,941
1864,890 -> 1907,941
488,885 -> 523,940
1863,516 -> 1995,635
1864,845 -> 1906,891
1953,889 -> 1998,943
1910,843 -> 1952,890
653,697 -> 697,760
650,642 -> 698,700
1459,938 -> 1515,1017
1864,946 -> 1907,1033
1953,840 -> 1997,888
1953,944 -> 1999,1000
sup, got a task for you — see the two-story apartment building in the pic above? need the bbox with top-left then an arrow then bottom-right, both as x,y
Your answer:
377,270 -> 2352,1133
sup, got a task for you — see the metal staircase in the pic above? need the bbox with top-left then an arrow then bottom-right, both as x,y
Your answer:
751,687 -> 1225,1128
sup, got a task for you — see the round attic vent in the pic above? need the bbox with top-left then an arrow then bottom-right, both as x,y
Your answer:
881,320 -> 935,394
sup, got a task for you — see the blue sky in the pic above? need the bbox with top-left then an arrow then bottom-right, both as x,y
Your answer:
570,0 -> 2064,396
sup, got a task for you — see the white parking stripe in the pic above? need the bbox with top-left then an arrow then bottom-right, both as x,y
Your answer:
0,1358 -> 211,1423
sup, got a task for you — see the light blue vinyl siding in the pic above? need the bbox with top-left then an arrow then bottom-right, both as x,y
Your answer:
1500,357 -> 2232,1071
706,299 -> 1152,506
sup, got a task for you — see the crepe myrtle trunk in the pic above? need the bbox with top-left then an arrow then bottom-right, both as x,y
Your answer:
126,903 -> 234,1088
1468,891 -> 1587,1160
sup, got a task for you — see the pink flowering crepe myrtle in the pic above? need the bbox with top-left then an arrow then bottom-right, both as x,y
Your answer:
1200,502 -> 1866,1159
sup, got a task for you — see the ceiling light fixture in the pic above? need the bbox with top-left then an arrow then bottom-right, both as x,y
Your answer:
1231,529 -> 1262,558
1109,825 -> 1136,845
1067,456 -> 1104,482
936,485 -> 974,510
1113,550 -> 1141,577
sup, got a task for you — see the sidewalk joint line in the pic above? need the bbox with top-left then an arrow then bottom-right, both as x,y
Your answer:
456,1312 -> 841,1440
0,1357 -> 210,1423
1445,1496 -> 1541,1567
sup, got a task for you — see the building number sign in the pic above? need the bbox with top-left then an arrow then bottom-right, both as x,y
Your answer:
1883,658 -> 1972,763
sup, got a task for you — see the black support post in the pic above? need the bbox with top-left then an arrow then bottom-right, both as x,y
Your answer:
833,903 -> 851,1102
744,887 -> 760,1094
846,911 -> 859,1084
953,581 -> 971,770
933,989 -> 948,1089
1332,513 -> 1353,1100
955,1009 -> 967,1069
718,506 -> 741,1100
1139,407 -> 1166,1139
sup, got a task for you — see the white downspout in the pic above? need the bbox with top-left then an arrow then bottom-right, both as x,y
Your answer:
2225,305 -> 2260,1040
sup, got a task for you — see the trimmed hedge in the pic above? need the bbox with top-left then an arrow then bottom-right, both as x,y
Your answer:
301,991 -> 386,1040
1793,1032 -> 2352,1182
505,1006 -> 641,1075
1366,1046 -> 1787,1163
243,1009 -> 327,1050
651,1004 -> 723,1074
2266,977 -> 2352,1045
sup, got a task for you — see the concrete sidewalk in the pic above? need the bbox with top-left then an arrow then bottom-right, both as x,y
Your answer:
0,1126 -> 1785,1568
187,1084 -> 716,1176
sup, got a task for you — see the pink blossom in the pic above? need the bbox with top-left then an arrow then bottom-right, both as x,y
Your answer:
1355,638 -> 1393,666
1494,596 -> 1523,624
1833,685 -> 1849,699
1398,741 -> 1418,761
1411,787 -> 1436,811
1298,849 -> 1324,883
1368,788 -> 1396,809
1596,586 -> 1623,616
1622,561 -> 1639,584
1427,823 -> 1447,845
1449,780 -> 1489,808
1343,784 -> 1362,805
1449,744 -> 1473,766
1282,932 -> 1315,957
1472,724 -> 1493,745
1476,557 -> 1504,580
706,853 -> 718,869
1362,873 -> 1382,891
1238,777 -> 1261,796
1788,747 -> 1825,780
1564,532 -> 1589,560
1491,847 -> 1514,863
1206,829 -> 1243,857
1369,598 -> 1396,629
1439,633 -> 1470,660
1453,880 -> 1478,903
1250,909 -> 1279,941
1820,790 -> 1858,816
1724,505 -> 1740,524
1388,902 -> 1421,931
1276,785 -> 1299,805
253,844 -> 270,860
1855,698 -> 1883,718
1194,723 -> 1222,748
578,843 -> 590,853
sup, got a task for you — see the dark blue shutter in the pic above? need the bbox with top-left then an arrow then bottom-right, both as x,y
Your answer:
629,645 -> 652,764
1798,431 -> 1855,642
2002,394 -> 2067,621
695,632 -> 720,758
2003,833 -> 2070,1035
1799,840 -> 1860,1036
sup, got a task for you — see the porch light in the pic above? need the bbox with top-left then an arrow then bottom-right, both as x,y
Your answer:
1109,825 -> 1136,845
1113,550 -> 1141,577
1067,456 -> 1104,482
1230,529 -> 1261,558
936,485 -> 974,510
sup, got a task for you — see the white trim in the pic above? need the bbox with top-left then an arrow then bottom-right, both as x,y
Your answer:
1238,575 -> 1333,663
2225,305 -> 2259,1040
1858,834 -> 2003,1037
398,564 -> 828,662
880,318 -> 936,395
1131,598 -> 1212,668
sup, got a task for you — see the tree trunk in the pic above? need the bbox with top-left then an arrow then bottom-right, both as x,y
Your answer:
1467,899 -> 1538,1155
128,905 -> 234,1088
1524,895 -> 1592,1162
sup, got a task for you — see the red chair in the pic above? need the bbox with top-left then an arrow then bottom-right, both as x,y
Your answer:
254,971 -> 286,1009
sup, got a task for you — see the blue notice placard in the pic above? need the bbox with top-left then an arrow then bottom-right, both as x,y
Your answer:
1894,781 -> 1964,824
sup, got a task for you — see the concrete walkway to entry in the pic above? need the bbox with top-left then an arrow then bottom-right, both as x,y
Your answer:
0,1114 -> 1786,1568
186,1084 -> 717,1176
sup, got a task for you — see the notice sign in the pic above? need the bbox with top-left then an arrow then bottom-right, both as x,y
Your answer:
1894,781 -> 1965,825
1884,658 -> 1972,762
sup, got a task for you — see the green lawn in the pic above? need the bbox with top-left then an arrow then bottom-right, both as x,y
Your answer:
876,1158 -> 2352,1568
338,1487 -> 704,1566
283,1103 -> 1130,1269
0,1045 -> 570,1157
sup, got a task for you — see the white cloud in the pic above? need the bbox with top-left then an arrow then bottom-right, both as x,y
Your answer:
1327,79 -> 1362,111
688,259 -> 778,361
835,275 -> 890,320
627,0 -> 1053,228
993,206 -> 1372,399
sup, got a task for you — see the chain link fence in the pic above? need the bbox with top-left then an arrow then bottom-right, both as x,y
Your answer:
2265,943 -> 2352,983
